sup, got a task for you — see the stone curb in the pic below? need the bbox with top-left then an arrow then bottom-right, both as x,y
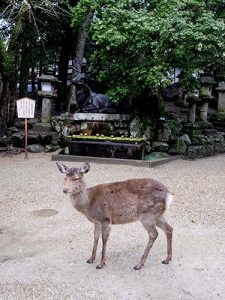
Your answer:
51,150 -> 179,168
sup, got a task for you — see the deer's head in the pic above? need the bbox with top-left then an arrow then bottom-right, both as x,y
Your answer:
56,162 -> 90,194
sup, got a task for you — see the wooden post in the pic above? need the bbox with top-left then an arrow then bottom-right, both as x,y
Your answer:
16,97 -> 36,160
25,118 -> 28,159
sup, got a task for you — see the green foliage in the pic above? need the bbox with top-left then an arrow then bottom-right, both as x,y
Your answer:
72,0 -> 225,104
156,0 -> 225,74
87,1 -> 170,102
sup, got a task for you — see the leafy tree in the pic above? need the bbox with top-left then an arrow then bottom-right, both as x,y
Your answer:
72,0 -> 225,103
156,0 -> 225,81
0,0 -> 74,121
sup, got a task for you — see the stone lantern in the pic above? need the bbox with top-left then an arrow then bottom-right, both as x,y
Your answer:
199,75 -> 215,121
38,69 -> 58,123
216,75 -> 225,112
186,90 -> 199,123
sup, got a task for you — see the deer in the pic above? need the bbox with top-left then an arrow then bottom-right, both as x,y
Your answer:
56,162 -> 173,270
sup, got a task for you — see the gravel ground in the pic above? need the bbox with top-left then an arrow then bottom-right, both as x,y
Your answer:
0,152 -> 225,300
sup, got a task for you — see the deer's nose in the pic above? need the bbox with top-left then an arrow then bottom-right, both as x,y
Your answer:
63,188 -> 68,194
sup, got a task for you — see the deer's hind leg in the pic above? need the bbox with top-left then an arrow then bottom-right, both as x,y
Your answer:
156,217 -> 173,264
87,223 -> 101,264
134,215 -> 158,270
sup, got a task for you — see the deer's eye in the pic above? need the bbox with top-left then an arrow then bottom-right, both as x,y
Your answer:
71,176 -> 79,181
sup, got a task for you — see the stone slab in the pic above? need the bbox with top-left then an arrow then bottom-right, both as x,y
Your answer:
52,150 -> 178,168
73,113 -> 130,122
202,129 -> 218,136
33,122 -> 51,132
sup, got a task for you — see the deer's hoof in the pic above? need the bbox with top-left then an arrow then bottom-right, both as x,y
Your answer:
96,265 -> 104,269
87,259 -> 94,264
162,258 -> 171,264
96,263 -> 105,270
133,265 -> 142,270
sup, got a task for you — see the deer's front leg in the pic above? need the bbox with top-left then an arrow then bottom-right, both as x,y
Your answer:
87,223 -> 101,264
96,222 -> 111,269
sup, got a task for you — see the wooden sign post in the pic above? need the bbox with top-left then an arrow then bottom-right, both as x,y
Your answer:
16,97 -> 36,159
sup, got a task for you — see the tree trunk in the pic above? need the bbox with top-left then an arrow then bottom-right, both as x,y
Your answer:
67,10 -> 94,112
19,39 -> 31,98
0,41 -> 17,125
57,27 -> 73,112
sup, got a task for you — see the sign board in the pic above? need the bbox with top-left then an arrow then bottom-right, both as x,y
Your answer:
16,97 -> 36,118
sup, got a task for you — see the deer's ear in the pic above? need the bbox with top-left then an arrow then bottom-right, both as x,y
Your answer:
80,162 -> 90,174
56,162 -> 69,173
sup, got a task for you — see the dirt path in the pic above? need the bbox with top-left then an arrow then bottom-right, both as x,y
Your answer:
0,153 -> 224,299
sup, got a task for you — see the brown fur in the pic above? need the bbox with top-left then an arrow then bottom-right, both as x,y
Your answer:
56,162 -> 173,270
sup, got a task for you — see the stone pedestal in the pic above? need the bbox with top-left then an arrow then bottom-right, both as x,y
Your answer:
188,103 -> 196,123
186,92 -> 199,123
41,98 -> 52,123
216,82 -> 225,111
199,101 -> 209,121
199,96 -> 214,122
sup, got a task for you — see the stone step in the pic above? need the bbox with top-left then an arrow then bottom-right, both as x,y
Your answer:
32,122 -> 51,132
202,129 -> 219,135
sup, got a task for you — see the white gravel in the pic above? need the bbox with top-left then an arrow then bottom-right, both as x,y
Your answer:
0,153 -> 225,300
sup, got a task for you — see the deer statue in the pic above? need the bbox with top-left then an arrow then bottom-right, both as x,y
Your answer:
56,162 -> 173,270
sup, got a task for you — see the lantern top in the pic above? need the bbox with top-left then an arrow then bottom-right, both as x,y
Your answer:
37,74 -> 58,82
199,76 -> 215,85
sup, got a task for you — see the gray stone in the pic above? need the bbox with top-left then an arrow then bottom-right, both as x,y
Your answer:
157,120 -> 177,142
33,123 -> 51,132
41,98 -> 52,123
27,132 -> 40,144
216,82 -> 225,111
14,120 -> 25,128
178,134 -> 191,145
11,132 -> 24,147
39,133 -> 52,145
130,118 -> 141,138
169,139 -> 187,155
186,145 -> 199,159
27,144 -> 45,153
152,141 -> 169,152
73,113 -> 130,122
44,145 -> 60,152
27,118 -> 40,126
0,133 -> 11,146
144,152 -> 170,161
9,127 -> 19,133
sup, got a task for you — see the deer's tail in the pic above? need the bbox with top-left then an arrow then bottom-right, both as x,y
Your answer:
165,193 -> 173,210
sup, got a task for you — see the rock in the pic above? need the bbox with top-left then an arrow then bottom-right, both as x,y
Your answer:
152,141 -> 169,152
144,152 -> 170,160
0,133 -> 11,146
169,139 -> 187,155
39,133 -> 52,145
27,132 -> 40,144
27,144 -> 45,153
156,120 -> 177,142
11,132 -> 25,147
0,118 -> 10,146
44,145 -> 60,152
64,147 -> 69,155
14,119 -> 25,128
178,134 -> 191,145
130,118 -> 141,138
27,118 -> 40,126
9,127 -> 19,134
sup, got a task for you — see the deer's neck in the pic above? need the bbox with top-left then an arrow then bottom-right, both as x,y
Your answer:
70,182 -> 89,214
